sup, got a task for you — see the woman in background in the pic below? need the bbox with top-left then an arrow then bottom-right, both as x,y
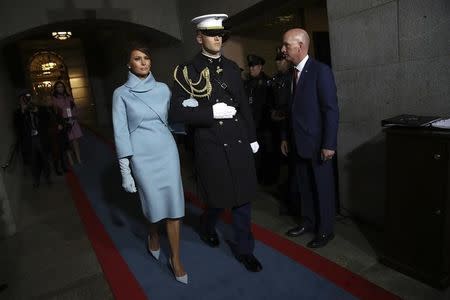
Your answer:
52,81 -> 83,166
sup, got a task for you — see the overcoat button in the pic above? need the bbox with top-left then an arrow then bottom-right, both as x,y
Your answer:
219,121 -> 223,125
238,140 -> 242,143
224,143 -> 228,147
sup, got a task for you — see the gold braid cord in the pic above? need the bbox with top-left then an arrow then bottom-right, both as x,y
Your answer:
173,65 -> 212,98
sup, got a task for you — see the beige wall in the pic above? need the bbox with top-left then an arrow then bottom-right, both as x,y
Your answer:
223,36 -> 280,78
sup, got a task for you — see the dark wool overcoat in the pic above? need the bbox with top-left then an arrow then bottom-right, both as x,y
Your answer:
169,53 -> 258,208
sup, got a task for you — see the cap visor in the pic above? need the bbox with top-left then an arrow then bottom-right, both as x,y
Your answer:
201,29 -> 230,37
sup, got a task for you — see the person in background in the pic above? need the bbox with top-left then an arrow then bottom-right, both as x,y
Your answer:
244,54 -> 278,185
14,91 -> 51,188
52,81 -> 83,166
270,47 -> 298,215
281,28 -> 339,248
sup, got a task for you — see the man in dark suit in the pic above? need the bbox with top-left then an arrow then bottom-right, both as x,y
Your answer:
280,28 -> 339,248
14,91 -> 52,188
169,14 -> 262,272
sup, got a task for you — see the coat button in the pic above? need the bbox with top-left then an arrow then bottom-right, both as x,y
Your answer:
224,143 -> 228,147
238,140 -> 242,143
235,118 -> 238,122
219,121 -> 223,125
216,99 -> 219,102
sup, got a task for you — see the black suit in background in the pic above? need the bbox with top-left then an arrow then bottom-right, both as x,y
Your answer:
244,72 -> 279,185
14,105 -> 51,186
271,70 -> 300,215
284,58 -> 339,236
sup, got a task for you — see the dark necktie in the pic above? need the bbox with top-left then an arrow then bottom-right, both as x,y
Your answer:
292,68 -> 299,94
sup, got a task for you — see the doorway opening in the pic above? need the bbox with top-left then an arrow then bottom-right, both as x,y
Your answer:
29,51 -> 70,106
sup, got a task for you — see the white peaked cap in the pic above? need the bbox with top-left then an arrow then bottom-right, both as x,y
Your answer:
191,14 -> 228,30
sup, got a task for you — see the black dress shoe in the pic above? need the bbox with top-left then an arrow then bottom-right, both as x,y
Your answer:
199,231 -> 220,247
285,225 -> 310,237
235,254 -> 263,272
307,233 -> 335,248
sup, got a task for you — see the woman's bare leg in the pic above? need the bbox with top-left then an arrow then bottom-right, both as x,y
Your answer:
148,223 -> 160,251
66,150 -> 74,166
166,219 -> 186,277
71,139 -> 81,164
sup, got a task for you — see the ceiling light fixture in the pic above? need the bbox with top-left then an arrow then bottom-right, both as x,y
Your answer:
52,31 -> 72,40
41,62 -> 56,71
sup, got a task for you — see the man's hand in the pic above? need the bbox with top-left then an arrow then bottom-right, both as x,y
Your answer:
212,102 -> 236,119
281,140 -> 289,156
321,149 -> 335,161
250,141 -> 259,153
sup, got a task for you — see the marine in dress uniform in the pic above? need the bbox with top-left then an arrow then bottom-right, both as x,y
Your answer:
169,14 -> 262,272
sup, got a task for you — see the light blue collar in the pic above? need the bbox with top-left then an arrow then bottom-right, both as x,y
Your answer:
124,71 -> 156,93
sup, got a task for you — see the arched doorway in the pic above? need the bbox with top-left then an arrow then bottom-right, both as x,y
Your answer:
28,51 -> 70,105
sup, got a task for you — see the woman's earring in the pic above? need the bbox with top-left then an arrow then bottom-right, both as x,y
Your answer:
127,65 -> 131,69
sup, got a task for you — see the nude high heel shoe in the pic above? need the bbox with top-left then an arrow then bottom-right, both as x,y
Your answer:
168,258 -> 188,284
147,235 -> 160,260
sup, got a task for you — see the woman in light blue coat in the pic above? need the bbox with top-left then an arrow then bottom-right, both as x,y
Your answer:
112,44 -> 187,284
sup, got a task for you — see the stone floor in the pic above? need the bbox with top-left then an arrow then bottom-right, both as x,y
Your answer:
0,128 -> 448,299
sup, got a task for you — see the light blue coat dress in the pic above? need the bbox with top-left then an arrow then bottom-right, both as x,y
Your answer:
112,72 -> 184,223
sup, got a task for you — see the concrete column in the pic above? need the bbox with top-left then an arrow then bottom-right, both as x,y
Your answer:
0,54 -> 17,238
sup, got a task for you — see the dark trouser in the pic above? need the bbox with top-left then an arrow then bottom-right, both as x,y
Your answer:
294,155 -> 335,235
203,202 -> 255,255
30,135 -> 50,185
255,129 -> 280,185
54,131 -> 68,171
278,151 -> 300,216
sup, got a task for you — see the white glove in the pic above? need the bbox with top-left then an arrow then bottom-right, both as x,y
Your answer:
118,158 -> 137,193
250,141 -> 259,153
213,102 -> 236,119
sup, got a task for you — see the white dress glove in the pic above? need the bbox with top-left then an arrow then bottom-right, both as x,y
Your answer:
118,158 -> 137,193
250,141 -> 259,153
213,102 -> 237,119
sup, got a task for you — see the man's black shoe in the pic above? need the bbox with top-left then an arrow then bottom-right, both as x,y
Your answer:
285,225 -> 310,237
235,254 -> 262,272
199,231 -> 220,247
307,233 -> 335,248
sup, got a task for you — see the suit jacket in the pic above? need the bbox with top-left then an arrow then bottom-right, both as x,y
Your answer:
287,58 -> 339,159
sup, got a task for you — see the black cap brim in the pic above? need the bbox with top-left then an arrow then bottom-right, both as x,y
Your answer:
200,29 -> 230,37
